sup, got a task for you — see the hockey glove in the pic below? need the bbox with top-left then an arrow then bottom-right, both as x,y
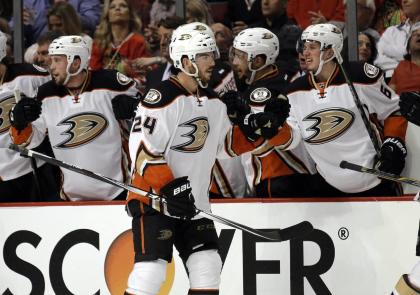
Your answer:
375,137 -> 407,175
399,91 -> 420,126
240,112 -> 281,141
160,176 -> 197,219
112,94 -> 140,120
220,90 -> 250,125
9,96 -> 42,131
264,93 -> 291,127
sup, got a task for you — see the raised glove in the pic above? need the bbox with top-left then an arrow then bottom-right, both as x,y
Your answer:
112,94 -> 139,120
221,91 -> 250,125
375,137 -> 407,175
160,176 -> 197,219
264,93 -> 290,127
241,112 -> 281,141
399,91 -> 420,126
9,96 -> 42,131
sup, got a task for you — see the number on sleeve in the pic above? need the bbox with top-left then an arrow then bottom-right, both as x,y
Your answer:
132,115 -> 157,134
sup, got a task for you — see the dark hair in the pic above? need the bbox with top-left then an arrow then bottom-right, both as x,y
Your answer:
158,16 -> 185,30
359,31 -> 377,63
36,30 -> 63,46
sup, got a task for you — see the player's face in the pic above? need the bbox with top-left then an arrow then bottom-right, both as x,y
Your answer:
231,48 -> 249,79
302,40 -> 321,73
195,52 -> 216,83
49,55 -> 68,85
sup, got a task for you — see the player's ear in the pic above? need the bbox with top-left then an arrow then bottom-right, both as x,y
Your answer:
70,56 -> 82,73
181,56 -> 191,68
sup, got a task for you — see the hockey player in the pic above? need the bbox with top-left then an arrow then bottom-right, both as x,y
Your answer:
0,30 -> 59,201
10,35 -> 139,201
226,27 -> 316,197
263,23 -> 407,196
124,27 -> 286,294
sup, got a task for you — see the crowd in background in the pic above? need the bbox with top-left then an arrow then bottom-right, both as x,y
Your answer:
0,0 -> 419,202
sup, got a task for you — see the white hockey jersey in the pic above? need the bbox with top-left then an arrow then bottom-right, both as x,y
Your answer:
0,64 -> 50,181
275,62 -> 406,193
128,77 -> 268,212
11,70 -> 139,200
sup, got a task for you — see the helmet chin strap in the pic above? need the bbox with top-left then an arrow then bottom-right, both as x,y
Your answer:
246,61 -> 269,85
313,50 -> 336,76
63,57 -> 84,86
180,61 -> 208,88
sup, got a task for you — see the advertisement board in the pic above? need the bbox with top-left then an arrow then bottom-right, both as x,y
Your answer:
0,199 -> 418,295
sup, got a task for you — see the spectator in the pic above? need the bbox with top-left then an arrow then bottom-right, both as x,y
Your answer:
186,0 -> 214,25
47,1 -> 92,50
275,24 -> 302,81
149,0 -> 176,26
35,30 -> 63,69
358,32 -> 378,63
375,0 -> 420,80
223,0 -> 262,36
211,22 -> 233,62
227,27 -> 316,197
342,0 -> 380,41
132,17 -> 184,89
10,0 -> 101,48
250,0 -> 291,37
270,23 -> 407,196
286,0 -> 345,30
389,21 -> 420,94
290,37 -> 308,82
374,0 -> 405,35
90,0 -> 148,83
10,36 -> 140,201
0,30 -> 59,202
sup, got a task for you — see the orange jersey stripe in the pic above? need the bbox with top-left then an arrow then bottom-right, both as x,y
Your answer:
10,125 -> 33,146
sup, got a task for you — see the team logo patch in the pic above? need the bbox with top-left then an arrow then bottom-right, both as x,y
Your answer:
193,24 -> 207,32
157,229 -> 173,240
262,32 -> 274,39
32,64 -> 48,73
71,36 -> 83,43
250,87 -> 271,103
171,117 -> 209,153
364,63 -> 380,78
303,108 -> 355,144
0,94 -> 15,133
55,112 -> 108,149
179,34 -> 192,40
116,72 -> 132,85
143,89 -> 162,104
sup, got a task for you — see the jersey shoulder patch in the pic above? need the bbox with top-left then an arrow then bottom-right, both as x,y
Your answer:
141,79 -> 187,108
90,69 -> 135,91
346,61 -> 382,84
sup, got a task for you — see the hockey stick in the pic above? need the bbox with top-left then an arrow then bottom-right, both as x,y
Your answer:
334,49 -> 382,157
9,144 -> 314,242
340,160 -> 420,188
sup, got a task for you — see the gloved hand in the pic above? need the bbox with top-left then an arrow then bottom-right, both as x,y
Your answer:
220,91 -> 250,125
160,176 -> 197,219
9,96 -> 42,131
375,137 -> 407,175
264,93 -> 290,127
112,94 -> 140,120
399,91 -> 420,126
241,112 -> 281,141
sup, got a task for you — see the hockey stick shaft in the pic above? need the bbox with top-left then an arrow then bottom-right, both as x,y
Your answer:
336,62 -> 382,157
10,144 -> 313,241
340,160 -> 420,188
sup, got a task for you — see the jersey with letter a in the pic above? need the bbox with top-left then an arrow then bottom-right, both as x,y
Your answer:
0,64 -> 50,180
128,77 -> 268,212
280,62 -> 406,193
10,70 -> 138,200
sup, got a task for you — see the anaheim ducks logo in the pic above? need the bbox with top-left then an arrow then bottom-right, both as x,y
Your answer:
55,112 -> 108,149
262,32 -> 274,39
303,108 -> 354,144
171,117 -> 209,153
179,34 -> 192,40
193,24 -> 207,31
0,95 -> 15,134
